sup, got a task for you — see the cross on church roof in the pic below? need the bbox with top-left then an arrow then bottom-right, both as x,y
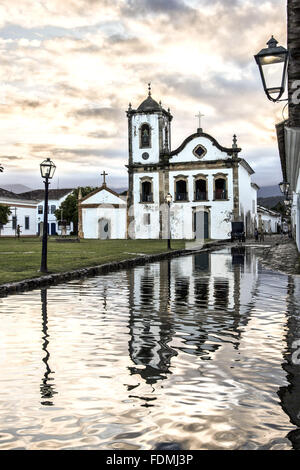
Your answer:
195,111 -> 205,132
101,170 -> 108,186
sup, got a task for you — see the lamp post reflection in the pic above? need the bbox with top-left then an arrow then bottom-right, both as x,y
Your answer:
40,288 -> 57,406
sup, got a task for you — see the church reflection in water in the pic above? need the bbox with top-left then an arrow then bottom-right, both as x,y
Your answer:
36,246 -> 300,447
127,247 -> 258,385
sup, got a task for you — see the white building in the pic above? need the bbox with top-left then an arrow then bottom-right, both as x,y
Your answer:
80,184 -> 127,239
277,122 -> 300,250
126,88 -> 258,240
19,188 -> 74,235
0,188 -> 38,236
257,205 -> 282,233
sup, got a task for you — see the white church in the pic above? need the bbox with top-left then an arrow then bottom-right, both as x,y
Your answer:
80,86 -> 258,240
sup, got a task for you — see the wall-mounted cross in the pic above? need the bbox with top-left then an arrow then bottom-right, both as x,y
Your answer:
101,170 -> 108,186
195,111 -> 205,130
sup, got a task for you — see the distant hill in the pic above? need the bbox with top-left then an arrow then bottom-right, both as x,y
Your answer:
112,187 -> 127,194
257,196 -> 284,209
0,184 -> 32,194
258,185 -> 282,198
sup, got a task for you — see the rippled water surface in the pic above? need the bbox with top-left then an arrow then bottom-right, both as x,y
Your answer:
1,247 -> 300,450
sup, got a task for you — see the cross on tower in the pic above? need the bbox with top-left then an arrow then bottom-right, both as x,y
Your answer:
195,111 -> 205,131
101,170 -> 108,186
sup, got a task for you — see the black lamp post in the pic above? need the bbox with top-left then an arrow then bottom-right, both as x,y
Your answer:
165,193 -> 172,250
40,157 -> 56,273
254,36 -> 289,102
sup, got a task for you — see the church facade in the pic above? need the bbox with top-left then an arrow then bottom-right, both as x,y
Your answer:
126,88 -> 258,241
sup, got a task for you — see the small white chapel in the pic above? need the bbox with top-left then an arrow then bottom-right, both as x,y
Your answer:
79,172 -> 127,239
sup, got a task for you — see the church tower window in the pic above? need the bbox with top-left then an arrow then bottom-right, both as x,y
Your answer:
140,123 -> 151,148
140,178 -> 153,203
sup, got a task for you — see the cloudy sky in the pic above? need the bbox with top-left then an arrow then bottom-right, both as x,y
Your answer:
0,0 -> 287,190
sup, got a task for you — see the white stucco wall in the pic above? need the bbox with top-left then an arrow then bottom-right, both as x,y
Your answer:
168,168 -> 233,240
0,198 -> 37,236
132,172 -> 160,239
238,165 -> 257,235
82,206 -> 126,239
171,135 -> 230,163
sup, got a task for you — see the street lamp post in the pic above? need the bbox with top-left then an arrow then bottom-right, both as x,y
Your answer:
254,36 -> 289,102
40,158 -> 56,273
165,193 -> 172,250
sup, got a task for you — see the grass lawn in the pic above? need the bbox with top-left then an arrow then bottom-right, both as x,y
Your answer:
0,237 -> 186,284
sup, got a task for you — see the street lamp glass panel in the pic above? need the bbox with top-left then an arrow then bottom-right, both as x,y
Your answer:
254,37 -> 288,102
166,193 -> 172,204
259,60 -> 286,95
40,158 -> 56,179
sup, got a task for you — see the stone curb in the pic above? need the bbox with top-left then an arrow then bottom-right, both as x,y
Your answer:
0,240 -> 228,297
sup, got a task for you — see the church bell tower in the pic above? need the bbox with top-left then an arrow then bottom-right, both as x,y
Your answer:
126,84 -> 172,166
126,85 -> 173,239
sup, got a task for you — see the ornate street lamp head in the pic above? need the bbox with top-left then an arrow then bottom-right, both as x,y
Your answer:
40,157 -> 56,179
165,193 -> 172,204
279,181 -> 290,197
254,36 -> 289,102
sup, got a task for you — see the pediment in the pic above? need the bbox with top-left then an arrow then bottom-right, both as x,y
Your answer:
81,187 -> 126,205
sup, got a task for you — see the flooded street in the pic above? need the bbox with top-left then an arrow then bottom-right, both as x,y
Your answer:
0,246 -> 300,450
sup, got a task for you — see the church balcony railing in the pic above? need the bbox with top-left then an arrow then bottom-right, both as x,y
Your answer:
175,192 -> 188,202
140,193 -> 153,203
214,190 -> 228,200
194,191 -> 207,201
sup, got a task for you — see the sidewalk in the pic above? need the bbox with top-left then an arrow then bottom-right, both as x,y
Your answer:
249,234 -> 300,275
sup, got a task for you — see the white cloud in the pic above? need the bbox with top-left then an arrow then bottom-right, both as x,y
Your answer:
0,0 -> 287,188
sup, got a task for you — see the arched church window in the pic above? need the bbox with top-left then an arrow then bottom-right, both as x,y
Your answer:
175,179 -> 188,201
194,176 -> 207,201
214,176 -> 227,200
140,124 -> 151,148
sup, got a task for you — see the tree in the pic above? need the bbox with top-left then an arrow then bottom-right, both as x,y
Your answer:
0,204 -> 11,228
54,187 -> 96,234
271,201 -> 286,215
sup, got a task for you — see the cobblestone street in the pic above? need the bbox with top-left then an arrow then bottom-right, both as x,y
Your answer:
245,234 -> 300,275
